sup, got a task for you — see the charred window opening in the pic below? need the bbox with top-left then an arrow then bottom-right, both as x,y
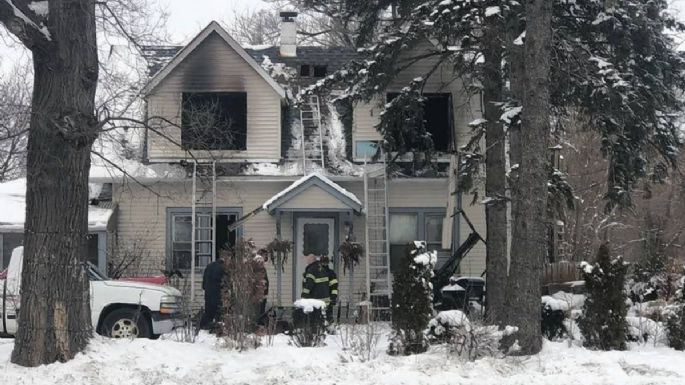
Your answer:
300,65 -> 311,77
387,92 -> 452,152
313,65 -> 328,77
181,92 -> 247,151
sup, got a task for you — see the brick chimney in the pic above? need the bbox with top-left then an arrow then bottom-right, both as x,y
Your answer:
279,11 -> 298,57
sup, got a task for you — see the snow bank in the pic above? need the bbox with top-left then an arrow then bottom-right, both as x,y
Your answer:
294,298 -> 327,313
2,331 -> 685,384
626,316 -> 667,344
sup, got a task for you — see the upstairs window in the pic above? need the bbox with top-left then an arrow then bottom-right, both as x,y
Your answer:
181,92 -> 247,151
299,64 -> 328,78
387,93 -> 452,152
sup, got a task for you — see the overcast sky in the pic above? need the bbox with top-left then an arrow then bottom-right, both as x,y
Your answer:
2,0 -> 685,72
162,0 -> 268,42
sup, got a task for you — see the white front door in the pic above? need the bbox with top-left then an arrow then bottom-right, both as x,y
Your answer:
295,217 -> 335,299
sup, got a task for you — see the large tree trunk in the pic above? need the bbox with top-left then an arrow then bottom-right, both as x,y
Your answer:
482,8 -> 507,326
8,0 -> 99,366
504,0 -> 552,355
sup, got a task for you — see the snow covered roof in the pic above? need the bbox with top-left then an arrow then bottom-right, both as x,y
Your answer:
141,21 -> 286,98
143,44 -> 357,80
0,178 -> 115,232
262,172 -> 362,214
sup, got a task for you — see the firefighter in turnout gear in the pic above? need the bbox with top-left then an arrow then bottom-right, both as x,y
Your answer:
302,254 -> 338,323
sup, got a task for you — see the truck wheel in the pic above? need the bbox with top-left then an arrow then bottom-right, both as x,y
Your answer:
102,308 -> 151,339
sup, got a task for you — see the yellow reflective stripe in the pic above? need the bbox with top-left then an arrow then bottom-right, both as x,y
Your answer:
305,273 -> 317,280
329,279 -> 338,286
302,288 -> 310,294
314,277 -> 329,283
331,290 -> 338,295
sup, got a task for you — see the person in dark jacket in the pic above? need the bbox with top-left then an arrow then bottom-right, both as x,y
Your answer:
200,255 -> 225,330
252,253 -> 269,326
301,254 -> 338,322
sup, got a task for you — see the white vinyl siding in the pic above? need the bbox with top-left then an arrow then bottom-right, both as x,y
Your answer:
146,32 -> 282,161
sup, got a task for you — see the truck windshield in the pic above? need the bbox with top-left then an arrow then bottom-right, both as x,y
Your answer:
87,263 -> 107,281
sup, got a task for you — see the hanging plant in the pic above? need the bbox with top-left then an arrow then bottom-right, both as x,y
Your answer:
265,239 -> 292,272
339,240 -> 364,273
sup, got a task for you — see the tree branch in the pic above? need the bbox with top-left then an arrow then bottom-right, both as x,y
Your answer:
0,0 -> 52,48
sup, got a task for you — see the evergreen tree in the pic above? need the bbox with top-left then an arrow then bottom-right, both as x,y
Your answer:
666,278 -> 685,350
388,241 -> 436,355
578,244 -> 629,350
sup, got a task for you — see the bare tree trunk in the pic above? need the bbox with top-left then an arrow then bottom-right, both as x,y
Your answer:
2,0 -> 99,366
505,0 -> 552,355
503,0 -> 524,320
482,8 -> 507,326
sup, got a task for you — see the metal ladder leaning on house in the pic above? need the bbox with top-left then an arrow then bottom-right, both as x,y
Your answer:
190,161 -> 217,306
299,94 -> 325,174
364,154 -> 392,320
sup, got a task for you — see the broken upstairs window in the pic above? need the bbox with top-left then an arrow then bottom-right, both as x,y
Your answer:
386,92 -> 452,153
181,92 -> 247,151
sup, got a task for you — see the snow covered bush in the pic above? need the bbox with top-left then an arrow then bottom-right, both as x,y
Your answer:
665,277 -> 685,350
426,310 -> 470,344
290,299 -> 327,347
426,311 -> 518,361
388,241 -> 436,355
578,244 -> 629,350
541,303 -> 567,341
541,292 -> 586,341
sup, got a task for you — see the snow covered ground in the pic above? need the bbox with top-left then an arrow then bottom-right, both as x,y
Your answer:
1,327 -> 685,385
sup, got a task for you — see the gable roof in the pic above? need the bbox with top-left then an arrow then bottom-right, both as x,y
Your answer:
141,21 -> 286,98
262,173 -> 362,214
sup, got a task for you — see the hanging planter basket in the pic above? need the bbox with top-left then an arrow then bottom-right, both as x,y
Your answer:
265,238 -> 292,272
339,240 -> 364,273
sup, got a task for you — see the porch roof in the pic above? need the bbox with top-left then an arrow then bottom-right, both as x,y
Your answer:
262,173 -> 363,214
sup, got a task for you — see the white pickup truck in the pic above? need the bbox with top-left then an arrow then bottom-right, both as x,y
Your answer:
1,247 -> 184,339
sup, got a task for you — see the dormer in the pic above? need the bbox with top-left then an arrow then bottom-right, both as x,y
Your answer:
142,22 -> 286,163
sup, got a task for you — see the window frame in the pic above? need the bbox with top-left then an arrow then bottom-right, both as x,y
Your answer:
165,207 -> 243,271
388,208 -> 448,272
353,140 -> 381,161
180,91 -> 248,151
384,92 -> 454,155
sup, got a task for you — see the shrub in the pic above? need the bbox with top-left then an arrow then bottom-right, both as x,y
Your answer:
577,243 -> 629,350
221,239 -> 262,351
388,241 -> 436,355
290,299 -> 327,347
337,322 -> 382,362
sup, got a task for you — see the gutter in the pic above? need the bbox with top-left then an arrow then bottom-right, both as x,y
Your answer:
89,175 -> 449,184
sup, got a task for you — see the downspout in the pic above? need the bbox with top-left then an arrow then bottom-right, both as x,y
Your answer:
142,97 -> 149,164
